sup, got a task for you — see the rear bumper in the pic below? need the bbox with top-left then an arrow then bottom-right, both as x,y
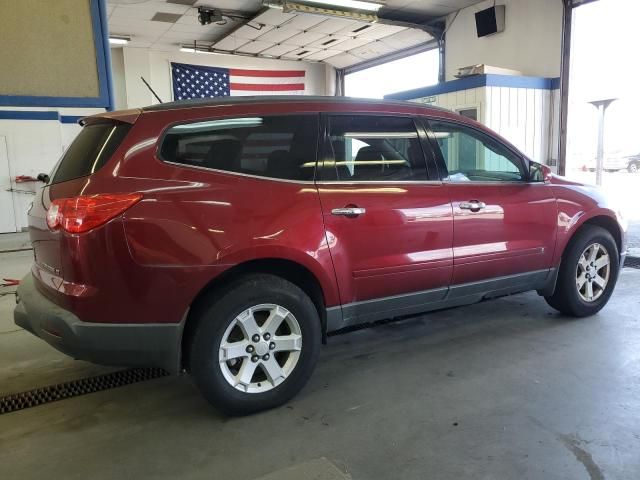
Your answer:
14,274 -> 182,374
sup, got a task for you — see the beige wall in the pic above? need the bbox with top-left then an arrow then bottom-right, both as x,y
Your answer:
445,0 -> 563,80
0,0 -> 99,97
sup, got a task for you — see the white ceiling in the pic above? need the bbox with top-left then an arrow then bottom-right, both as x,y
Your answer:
107,0 -> 483,67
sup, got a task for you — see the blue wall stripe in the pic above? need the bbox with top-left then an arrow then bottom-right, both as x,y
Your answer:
0,111 -> 85,123
0,111 -> 60,121
0,0 -> 112,109
385,74 -> 561,100
60,115 -> 84,124
0,95 -> 108,108
484,75 -> 555,89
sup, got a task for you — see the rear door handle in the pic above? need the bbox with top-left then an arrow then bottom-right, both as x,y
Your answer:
459,200 -> 486,212
331,207 -> 366,217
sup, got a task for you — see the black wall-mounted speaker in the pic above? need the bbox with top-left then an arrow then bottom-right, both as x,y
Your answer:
475,5 -> 505,37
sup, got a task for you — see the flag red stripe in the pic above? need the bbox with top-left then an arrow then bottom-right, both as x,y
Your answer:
230,83 -> 305,91
229,69 -> 305,78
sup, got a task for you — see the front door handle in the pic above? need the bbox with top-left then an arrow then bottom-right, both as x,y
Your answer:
331,207 -> 366,217
459,200 -> 486,212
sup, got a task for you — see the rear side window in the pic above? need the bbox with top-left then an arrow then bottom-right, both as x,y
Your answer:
318,115 -> 428,182
51,123 -> 131,184
159,115 -> 318,181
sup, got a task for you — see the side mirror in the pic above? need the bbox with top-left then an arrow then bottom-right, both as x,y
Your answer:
36,173 -> 50,183
529,161 -> 552,183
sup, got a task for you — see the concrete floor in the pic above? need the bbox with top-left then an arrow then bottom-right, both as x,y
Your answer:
1,237 -> 640,480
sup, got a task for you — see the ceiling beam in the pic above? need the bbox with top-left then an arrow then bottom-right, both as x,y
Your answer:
341,38 -> 439,75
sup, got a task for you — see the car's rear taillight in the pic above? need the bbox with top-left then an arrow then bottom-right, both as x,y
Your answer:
46,193 -> 142,233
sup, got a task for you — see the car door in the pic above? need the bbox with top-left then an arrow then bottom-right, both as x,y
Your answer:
425,118 -> 557,289
316,114 -> 454,326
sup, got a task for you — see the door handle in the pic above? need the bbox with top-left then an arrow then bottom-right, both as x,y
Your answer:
459,200 -> 486,212
331,207 -> 366,217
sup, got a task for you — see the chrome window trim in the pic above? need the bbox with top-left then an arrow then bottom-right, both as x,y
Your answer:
315,180 -> 444,185
163,161 -> 316,185
443,180 -> 530,186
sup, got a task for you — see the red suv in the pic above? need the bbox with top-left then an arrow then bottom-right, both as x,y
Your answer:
15,97 -> 627,415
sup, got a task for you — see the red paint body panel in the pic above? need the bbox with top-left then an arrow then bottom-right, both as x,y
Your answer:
25,98 -> 626,330
548,175 -> 627,265
317,184 -> 453,304
446,183 -> 557,284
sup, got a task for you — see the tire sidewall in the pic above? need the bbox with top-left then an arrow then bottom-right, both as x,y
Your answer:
190,275 -> 321,414
558,226 -> 619,316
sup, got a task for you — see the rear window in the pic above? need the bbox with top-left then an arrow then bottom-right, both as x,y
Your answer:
159,115 -> 318,181
51,123 -> 131,184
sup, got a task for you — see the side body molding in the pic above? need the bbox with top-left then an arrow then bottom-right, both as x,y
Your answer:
326,268 -> 557,332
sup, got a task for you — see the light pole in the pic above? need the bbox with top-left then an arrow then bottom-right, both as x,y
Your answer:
588,98 -> 616,186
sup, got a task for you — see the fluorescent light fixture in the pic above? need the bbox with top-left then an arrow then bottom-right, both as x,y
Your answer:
180,45 -> 215,54
302,0 -> 383,11
264,1 -> 381,21
109,35 -> 130,45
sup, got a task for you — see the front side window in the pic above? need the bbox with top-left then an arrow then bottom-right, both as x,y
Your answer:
429,120 -> 525,182
319,115 -> 428,182
159,115 -> 318,181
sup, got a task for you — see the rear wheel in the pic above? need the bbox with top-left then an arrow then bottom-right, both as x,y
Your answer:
189,274 -> 321,415
628,162 -> 638,174
545,225 -> 619,317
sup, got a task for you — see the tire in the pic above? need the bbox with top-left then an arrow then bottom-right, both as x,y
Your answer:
189,274 -> 321,415
545,225 -> 619,317
628,162 -> 638,174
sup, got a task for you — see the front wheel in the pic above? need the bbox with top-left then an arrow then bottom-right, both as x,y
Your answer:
628,162 -> 639,174
189,274 -> 321,415
545,225 -> 619,317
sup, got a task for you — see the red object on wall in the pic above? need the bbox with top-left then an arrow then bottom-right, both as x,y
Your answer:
15,175 -> 38,183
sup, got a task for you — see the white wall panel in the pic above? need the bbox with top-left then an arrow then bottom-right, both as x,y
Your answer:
548,89 -> 560,165
517,88 -> 526,136
110,48 -> 128,111
123,47 -> 153,108
0,117 -> 61,231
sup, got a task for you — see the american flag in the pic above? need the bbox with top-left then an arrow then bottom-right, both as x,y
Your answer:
171,62 -> 306,100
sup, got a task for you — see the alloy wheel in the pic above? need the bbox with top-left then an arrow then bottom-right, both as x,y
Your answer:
576,243 -> 611,302
218,304 -> 302,393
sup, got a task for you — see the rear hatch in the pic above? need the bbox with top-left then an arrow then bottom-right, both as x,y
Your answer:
29,112 -> 138,279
